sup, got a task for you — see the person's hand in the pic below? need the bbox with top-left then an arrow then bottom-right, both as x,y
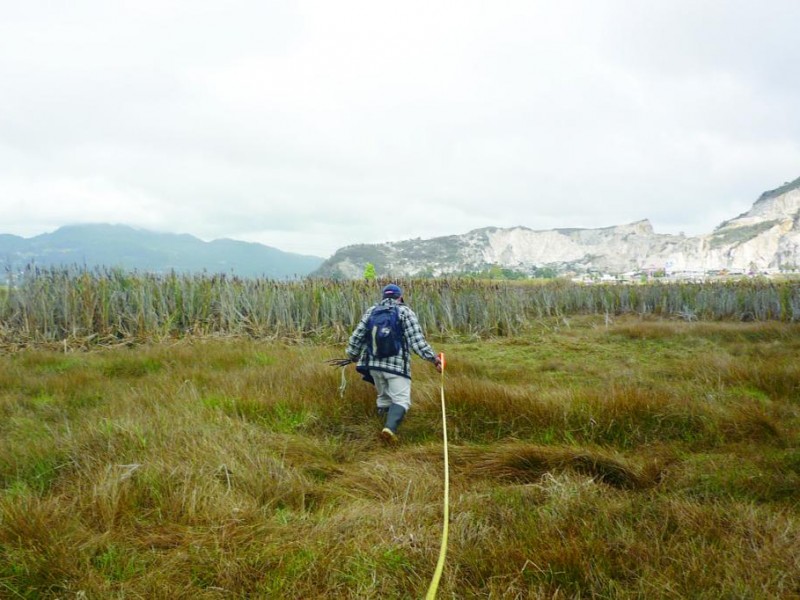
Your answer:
434,356 -> 443,373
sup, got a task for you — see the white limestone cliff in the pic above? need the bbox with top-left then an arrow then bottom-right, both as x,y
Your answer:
313,176 -> 800,278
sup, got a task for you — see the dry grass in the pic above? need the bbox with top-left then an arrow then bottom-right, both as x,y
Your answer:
461,443 -> 665,490
1,318 -> 798,598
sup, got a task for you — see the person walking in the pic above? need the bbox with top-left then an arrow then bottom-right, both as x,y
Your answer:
346,283 -> 442,443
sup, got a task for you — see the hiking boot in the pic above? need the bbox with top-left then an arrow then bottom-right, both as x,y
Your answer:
380,427 -> 398,444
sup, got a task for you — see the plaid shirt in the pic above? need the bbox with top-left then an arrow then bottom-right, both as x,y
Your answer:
346,298 -> 437,379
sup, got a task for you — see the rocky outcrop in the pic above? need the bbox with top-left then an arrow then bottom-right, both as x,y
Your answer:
313,177 -> 800,278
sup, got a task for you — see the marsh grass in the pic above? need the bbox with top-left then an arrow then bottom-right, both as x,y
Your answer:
3,269 -> 800,346
0,317 -> 798,597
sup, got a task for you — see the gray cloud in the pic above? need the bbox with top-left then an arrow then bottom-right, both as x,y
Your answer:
1,1 -> 798,257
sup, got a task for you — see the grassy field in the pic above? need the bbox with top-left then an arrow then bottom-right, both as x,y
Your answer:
1,316 -> 798,598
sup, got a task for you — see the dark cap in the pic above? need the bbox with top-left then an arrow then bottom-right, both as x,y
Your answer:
382,284 -> 403,299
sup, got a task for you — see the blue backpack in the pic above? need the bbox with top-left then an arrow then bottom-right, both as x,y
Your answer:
366,304 -> 404,359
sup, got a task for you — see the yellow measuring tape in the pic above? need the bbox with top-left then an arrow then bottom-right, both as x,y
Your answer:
425,352 -> 449,599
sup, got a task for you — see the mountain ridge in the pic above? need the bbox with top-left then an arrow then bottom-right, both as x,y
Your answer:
313,177 -> 800,279
1,224 -> 324,279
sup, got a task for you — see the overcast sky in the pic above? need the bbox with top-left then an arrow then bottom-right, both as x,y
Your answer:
1,1 -> 799,257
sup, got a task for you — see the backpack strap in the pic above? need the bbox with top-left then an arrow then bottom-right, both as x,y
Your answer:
399,306 -> 409,374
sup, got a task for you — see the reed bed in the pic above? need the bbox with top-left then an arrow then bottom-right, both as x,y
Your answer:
2,267 -> 800,345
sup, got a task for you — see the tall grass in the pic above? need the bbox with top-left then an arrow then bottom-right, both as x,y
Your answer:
2,267 -> 800,345
1,319 -> 798,597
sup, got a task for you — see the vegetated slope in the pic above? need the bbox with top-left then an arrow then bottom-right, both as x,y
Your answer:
313,175 -> 800,278
0,224 -> 324,278
0,318 -> 797,597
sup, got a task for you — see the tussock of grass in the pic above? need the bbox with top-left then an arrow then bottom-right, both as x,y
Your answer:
437,376 -> 558,442
409,443 -> 666,490
462,444 -> 662,489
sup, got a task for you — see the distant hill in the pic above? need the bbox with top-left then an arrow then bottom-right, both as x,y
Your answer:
0,224 -> 324,279
313,176 -> 800,279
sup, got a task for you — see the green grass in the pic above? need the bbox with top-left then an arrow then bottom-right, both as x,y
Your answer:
4,270 -> 800,345
709,220 -> 780,248
0,316 -> 798,597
